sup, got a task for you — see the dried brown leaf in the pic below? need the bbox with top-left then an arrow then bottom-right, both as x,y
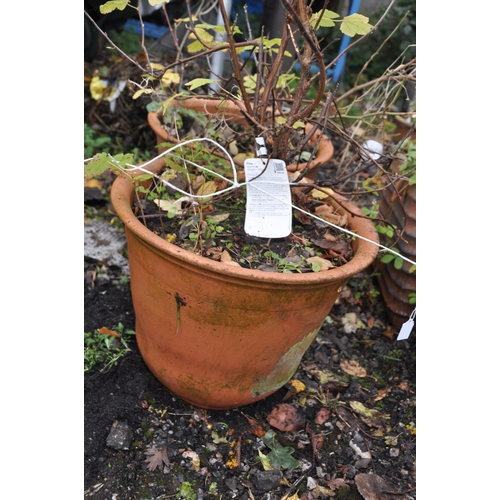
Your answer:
340,359 -> 367,378
144,445 -> 169,472
355,472 -> 413,500
266,403 -> 305,432
242,413 -> 267,437
314,407 -> 331,425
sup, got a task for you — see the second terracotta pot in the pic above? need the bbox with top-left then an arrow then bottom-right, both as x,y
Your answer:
147,97 -> 334,179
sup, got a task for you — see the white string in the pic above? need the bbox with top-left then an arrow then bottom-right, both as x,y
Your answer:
86,141 -> 416,266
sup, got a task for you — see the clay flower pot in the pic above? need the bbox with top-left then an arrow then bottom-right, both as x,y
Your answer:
147,97 -> 334,179
376,179 -> 416,329
110,156 -> 379,410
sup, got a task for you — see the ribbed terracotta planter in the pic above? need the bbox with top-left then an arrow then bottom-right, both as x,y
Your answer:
376,179 -> 416,329
147,97 -> 334,179
111,155 -> 378,411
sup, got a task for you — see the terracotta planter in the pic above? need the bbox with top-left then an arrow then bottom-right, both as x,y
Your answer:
147,97 -> 334,179
111,156 -> 379,410
376,179 -> 416,329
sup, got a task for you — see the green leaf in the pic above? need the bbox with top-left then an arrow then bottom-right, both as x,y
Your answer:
269,447 -> 299,470
380,254 -> 394,264
99,0 -> 129,15
186,40 -> 205,53
185,78 -> 219,91
340,13 -> 373,36
84,154 -> 111,179
394,256 -> 404,270
191,27 -> 214,44
311,9 -> 340,29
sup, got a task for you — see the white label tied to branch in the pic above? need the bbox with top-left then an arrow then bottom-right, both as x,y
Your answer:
244,157 -> 292,238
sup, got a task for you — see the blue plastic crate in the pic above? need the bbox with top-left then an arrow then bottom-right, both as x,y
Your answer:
123,19 -> 168,39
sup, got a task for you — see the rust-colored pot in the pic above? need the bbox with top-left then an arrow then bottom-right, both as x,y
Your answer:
111,156 -> 379,410
376,179 -> 416,329
147,97 -> 334,179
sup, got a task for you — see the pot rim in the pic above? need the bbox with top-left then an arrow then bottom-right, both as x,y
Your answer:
146,96 -> 334,175
110,156 -> 380,285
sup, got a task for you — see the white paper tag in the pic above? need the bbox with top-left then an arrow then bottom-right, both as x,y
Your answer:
397,308 -> 416,340
244,157 -> 292,238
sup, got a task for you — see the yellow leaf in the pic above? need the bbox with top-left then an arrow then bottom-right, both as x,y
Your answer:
148,0 -> 169,6
225,456 -> 239,469
311,187 -> 334,200
89,76 -> 106,100
161,70 -> 180,86
258,450 -> 274,471
149,62 -> 165,70
349,401 -> 390,421
84,179 -> 102,189
197,180 -> 218,197
132,88 -> 153,99
281,492 -> 300,500
289,379 -> 306,393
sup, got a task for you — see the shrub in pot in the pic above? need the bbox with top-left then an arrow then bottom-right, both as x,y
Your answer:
86,0 -> 415,408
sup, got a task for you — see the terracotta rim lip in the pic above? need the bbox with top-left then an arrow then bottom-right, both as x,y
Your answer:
146,97 -> 334,173
111,162 -> 380,286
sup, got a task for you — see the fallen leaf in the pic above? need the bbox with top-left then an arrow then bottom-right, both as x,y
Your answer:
310,485 -> 337,497
310,187 -> 335,199
306,256 -> 334,271
355,472 -> 413,500
373,388 -> 391,401
220,250 -> 241,266
349,401 -> 390,420
311,237 -> 348,253
182,450 -> 200,471
207,213 -> 230,223
342,312 -> 366,333
328,477 -> 348,490
258,449 -> 274,471
314,204 -> 348,226
84,179 -> 102,189
191,174 -> 206,191
98,327 -> 120,338
304,366 -> 348,390
314,407 -> 331,425
267,403 -> 306,432
144,445 -> 169,472
153,198 -> 184,215
242,414 -> 267,437
211,430 -> 228,443
340,359 -> 367,378
197,180 -> 218,197
288,379 -> 306,394
280,491 -> 300,500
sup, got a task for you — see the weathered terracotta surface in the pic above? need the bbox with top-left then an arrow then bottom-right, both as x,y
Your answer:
111,157 -> 379,409
377,180 -> 416,328
147,97 -> 334,179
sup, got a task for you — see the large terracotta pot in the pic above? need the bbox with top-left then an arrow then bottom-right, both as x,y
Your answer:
147,97 -> 334,179
111,157 -> 379,410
